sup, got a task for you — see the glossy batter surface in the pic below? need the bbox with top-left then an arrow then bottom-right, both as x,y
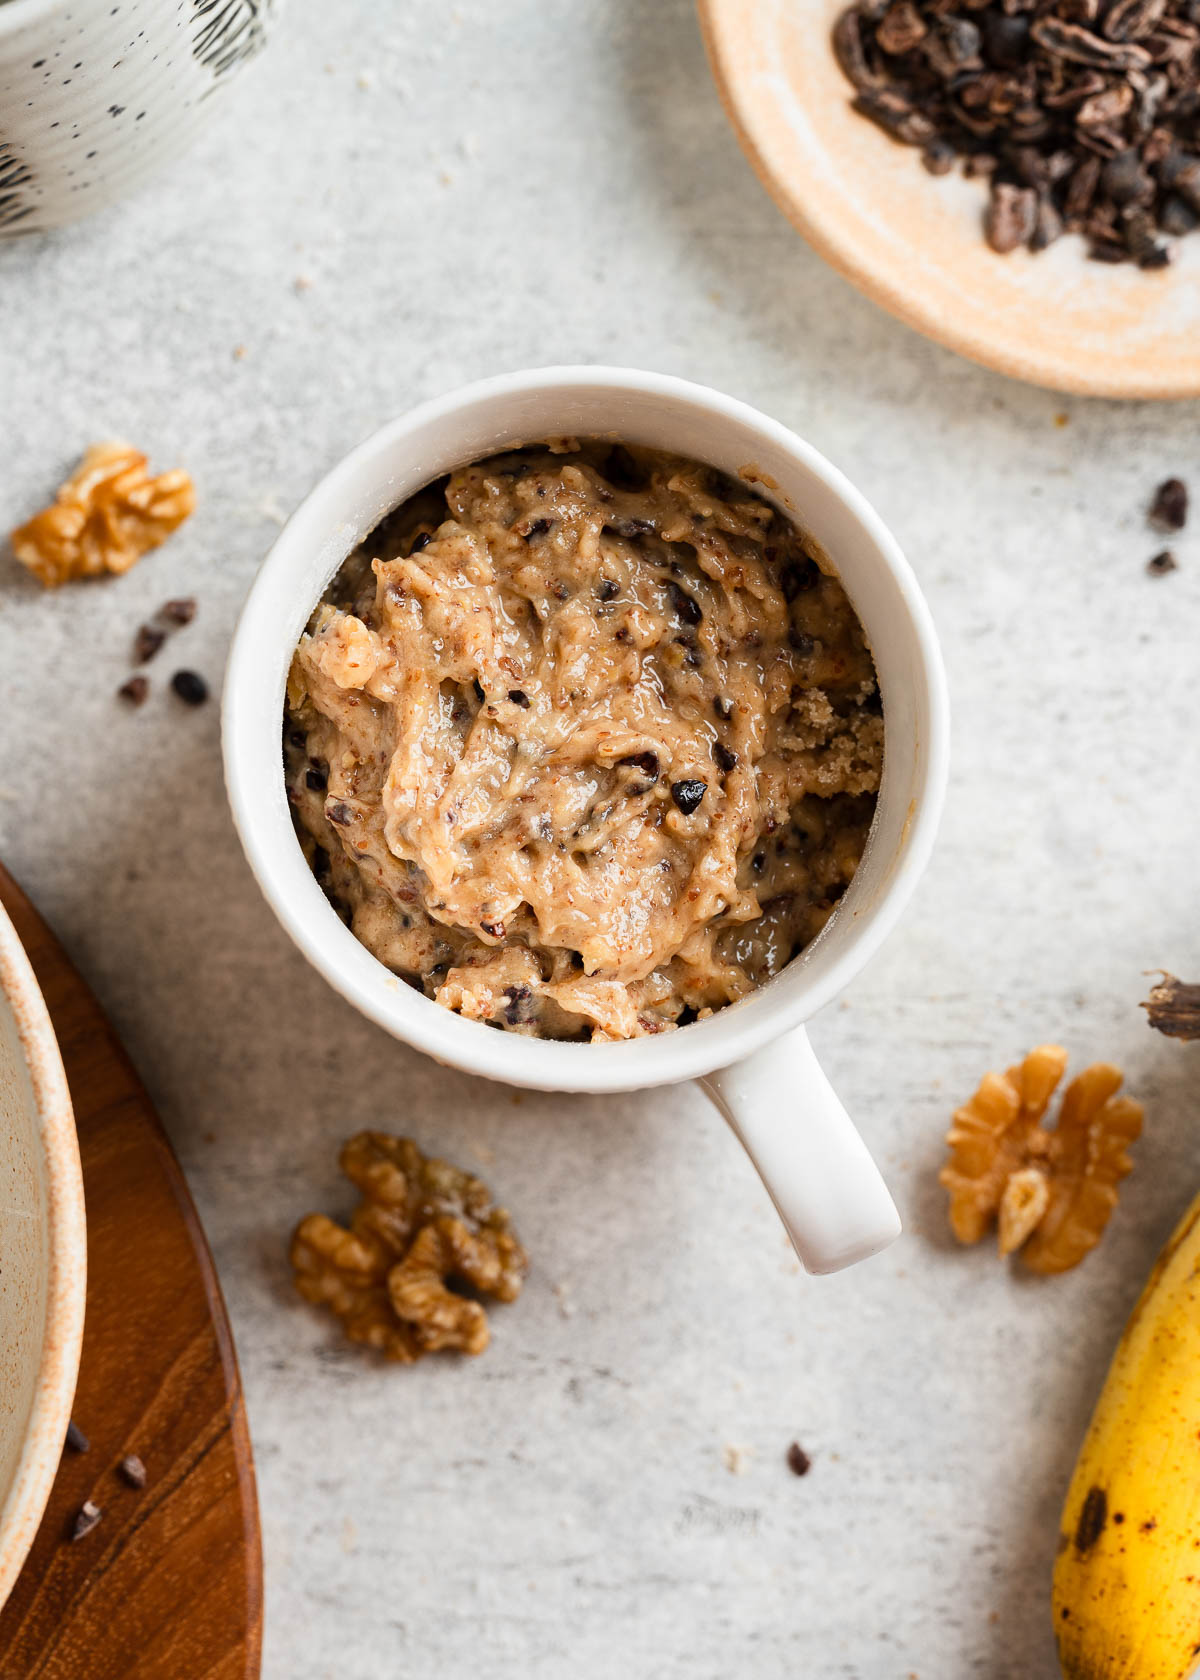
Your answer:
284,441 -> 882,1040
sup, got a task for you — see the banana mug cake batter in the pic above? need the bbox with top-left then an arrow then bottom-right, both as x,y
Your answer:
284,440 -> 883,1041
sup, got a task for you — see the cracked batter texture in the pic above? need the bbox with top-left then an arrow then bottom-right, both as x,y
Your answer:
284,440 -> 882,1041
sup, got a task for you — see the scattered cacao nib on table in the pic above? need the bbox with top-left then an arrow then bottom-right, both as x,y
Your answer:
161,595 -> 197,625
70,1500 -> 102,1542
834,0 -> 1200,265
133,623 -> 166,664
1143,973 -> 1200,1039
119,1453 -> 148,1490
117,675 -> 150,706
787,1442 -> 813,1477
64,1419 -> 90,1454
1147,547 -> 1178,574
170,669 -> 209,706
1149,475 -> 1189,530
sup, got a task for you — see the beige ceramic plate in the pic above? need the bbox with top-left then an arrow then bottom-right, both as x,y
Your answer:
699,0 -> 1200,398
0,897 -> 86,1606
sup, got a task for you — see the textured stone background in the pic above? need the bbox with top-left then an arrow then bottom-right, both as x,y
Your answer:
3,2 -> 1199,1675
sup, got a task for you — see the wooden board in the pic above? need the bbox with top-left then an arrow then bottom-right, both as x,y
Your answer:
0,865 -> 263,1679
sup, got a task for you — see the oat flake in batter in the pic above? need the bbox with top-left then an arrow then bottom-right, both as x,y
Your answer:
284,440 -> 883,1041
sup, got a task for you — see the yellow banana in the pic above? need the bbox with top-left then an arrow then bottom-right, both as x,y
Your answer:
1054,1190 -> 1200,1679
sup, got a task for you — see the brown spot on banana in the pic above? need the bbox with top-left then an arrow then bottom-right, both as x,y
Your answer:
1075,1485 -> 1108,1554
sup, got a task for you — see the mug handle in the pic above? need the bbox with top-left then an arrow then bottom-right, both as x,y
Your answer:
699,1024 -> 901,1275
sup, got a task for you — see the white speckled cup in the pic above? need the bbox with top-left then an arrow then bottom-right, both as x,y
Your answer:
0,0 -> 281,235
225,368 -> 950,1275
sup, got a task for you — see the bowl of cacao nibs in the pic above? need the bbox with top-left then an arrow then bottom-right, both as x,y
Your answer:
699,0 -> 1200,396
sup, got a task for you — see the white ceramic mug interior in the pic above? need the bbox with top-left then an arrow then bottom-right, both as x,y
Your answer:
223,367 -> 949,1272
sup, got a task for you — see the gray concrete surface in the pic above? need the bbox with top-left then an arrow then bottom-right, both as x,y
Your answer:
2,2 -> 1199,1674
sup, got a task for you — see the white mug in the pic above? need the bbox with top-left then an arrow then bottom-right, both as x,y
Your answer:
222,368 -> 949,1273
0,0 -> 280,235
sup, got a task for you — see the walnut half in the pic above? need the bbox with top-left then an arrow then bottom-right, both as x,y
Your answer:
10,442 -> 195,587
940,1046 -> 1143,1275
290,1132 -> 527,1362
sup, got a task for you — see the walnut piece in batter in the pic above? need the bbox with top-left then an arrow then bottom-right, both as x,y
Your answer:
291,1133 -> 527,1362
11,442 -> 195,588
940,1046 -> 1143,1275
285,440 -> 882,1041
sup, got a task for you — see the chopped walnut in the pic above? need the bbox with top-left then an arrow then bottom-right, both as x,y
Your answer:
290,1132 -> 527,1362
10,442 -> 195,588
940,1046 -> 1143,1275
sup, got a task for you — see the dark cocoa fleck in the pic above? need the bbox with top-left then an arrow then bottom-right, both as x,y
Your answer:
119,1454 -> 147,1490
982,10 -> 1031,67
71,1501 -> 103,1541
781,558 -> 820,599
65,1420 -> 90,1454
607,516 -> 655,540
620,751 -> 659,778
713,741 -> 738,773
922,136 -> 957,174
161,596 -> 196,625
134,623 -> 165,663
305,765 -> 328,791
876,1 -> 927,56
525,518 -> 553,540
670,779 -> 706,815
667,580 -> 703,625
597,578 -> 620,601
118,675 -> 149,706
326,800 -> 355,826
508,689 -> 530,707
170,670 -> 208,706
503,984 -> 537,1026
786,1442 -> 812,1477
713,695 -> 734,721
1147,547 -> 1178,574
1150,476 -> 1188,529
987,181 -> 1039,251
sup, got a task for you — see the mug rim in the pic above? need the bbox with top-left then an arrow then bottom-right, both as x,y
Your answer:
223,366 -> 949,1093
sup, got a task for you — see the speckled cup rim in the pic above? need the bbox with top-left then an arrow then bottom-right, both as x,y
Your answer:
224,366 -> 949,1094
0,899 -> 86,1607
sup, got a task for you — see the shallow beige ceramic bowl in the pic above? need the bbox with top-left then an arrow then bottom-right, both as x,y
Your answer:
699,0 -> 1200,398
0,899 -> 86,1605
